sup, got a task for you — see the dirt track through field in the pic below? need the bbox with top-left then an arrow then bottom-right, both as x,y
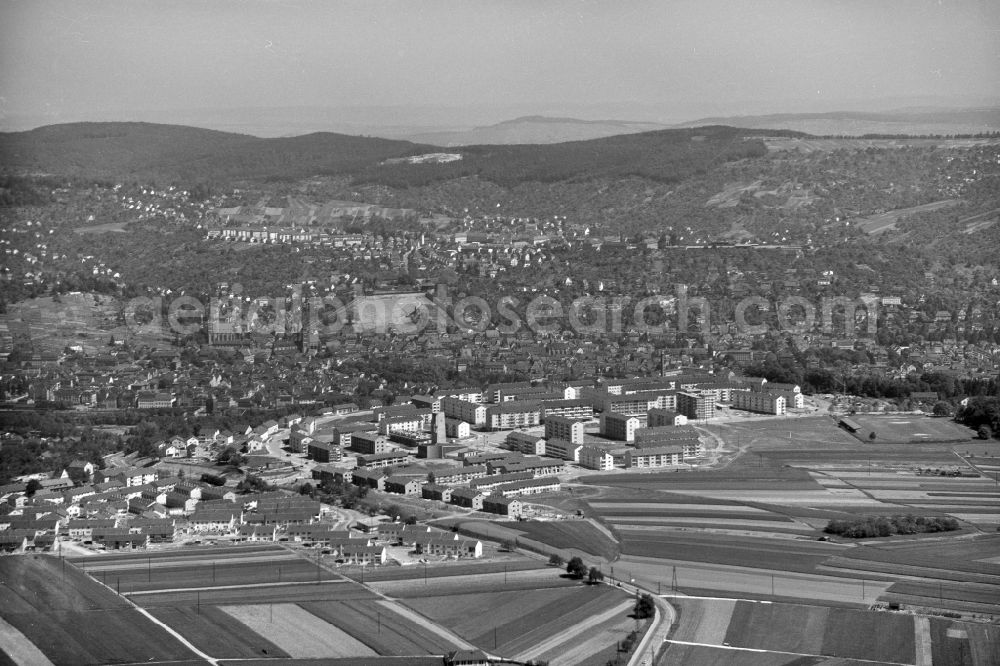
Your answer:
513,599 -> 633,663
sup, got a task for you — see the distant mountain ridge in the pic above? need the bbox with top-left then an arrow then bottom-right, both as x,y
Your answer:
0,121 -> 791,188
672,107 -> 1000,137
406,115 -> 671,146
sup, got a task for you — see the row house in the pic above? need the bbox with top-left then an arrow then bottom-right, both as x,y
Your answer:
540,398 -> 593,421
415,535 -> 483,558
421,483 -> 454,503
626,445 -> 684,468
490,457 -> 564,477
356,451 -> 410,469
434,465 -> 489,485
469,471 -> 533,492
384,476 -> 423,496
450,487 -> 486,510
492,476 -> 561,498
481,495 -> 523,518
351,468 -> 387,491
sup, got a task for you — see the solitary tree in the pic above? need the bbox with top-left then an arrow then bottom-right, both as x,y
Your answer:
588,566 -> 605,584
634,593 -> 655,619
548,553 -> 565,567
566,556 -> 587,579
25,479 -> 42,497
869,431 -> 877,441
932,401 -> 952,417
978,425 -> 992,440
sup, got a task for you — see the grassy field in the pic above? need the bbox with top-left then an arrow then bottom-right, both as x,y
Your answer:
846,414 -> 976,443
0,556 -> 200,665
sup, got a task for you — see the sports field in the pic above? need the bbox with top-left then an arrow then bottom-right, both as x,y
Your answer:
846,414 -> 976,443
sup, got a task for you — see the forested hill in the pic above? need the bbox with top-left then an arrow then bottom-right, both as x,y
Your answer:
0,121 -> 802,188
0,122 -> 432,183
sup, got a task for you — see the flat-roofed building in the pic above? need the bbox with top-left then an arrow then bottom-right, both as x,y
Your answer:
731,390 -> 786,415
485,401 -> 542,431
579,446 -> 615,471
601,412 -> 643,442
441,397 -> 487,427
626,444 -> 684,468
677,390 -> 715,420
646,408 -> 688,427
544,437 -> 583,462
351,431 -> 389,455
544,415 -> 585,444
505,430 -> 546,455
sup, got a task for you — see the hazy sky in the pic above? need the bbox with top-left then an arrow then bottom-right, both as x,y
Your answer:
2,0 -> 998,131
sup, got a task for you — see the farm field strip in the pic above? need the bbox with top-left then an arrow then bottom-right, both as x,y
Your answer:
614,524 -> 816,539
82,560 -> 332,593
369,568 -> 579,598
148,605 -> 290,659
300,600 -> 460,656
662,490 -> 888,505
512,599 -> 633,663
816,561 -> 1000,586
618,555 -> 891,604
219,603 -> 376,658
589,502 -> 761,512
132,580 -> 378,607
76,552 -> 303,571
536,610 -> 634,666
475,586 -> 631,656
124,578 -> 356,595
0,614 -> 55,666
344,558 -> 544,582
608,517 -> 807,530
944,512 -> 1000,523
669,598 -> 737,644
373,600 -> 478,652
886,580 -> 1000,608
602,510 -> 792,521
70,543 -> 289,563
